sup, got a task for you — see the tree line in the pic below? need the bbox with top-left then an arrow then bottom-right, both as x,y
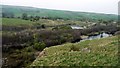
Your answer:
2,12 -> 69,21
2,12 -> 117,23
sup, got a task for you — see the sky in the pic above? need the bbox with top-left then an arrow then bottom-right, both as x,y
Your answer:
1,0 -> 120,14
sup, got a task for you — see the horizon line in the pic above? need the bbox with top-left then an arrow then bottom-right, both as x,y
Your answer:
1,4 -> 118,15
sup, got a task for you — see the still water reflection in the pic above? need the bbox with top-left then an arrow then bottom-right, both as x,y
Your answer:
81,33 -> 112,41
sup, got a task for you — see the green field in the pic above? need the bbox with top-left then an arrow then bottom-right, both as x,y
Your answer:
2,18 -> 93,28
2,18 -> 34,26
31,36 -> 119,66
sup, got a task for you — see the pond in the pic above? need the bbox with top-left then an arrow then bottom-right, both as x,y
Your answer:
81,32 -> 112,41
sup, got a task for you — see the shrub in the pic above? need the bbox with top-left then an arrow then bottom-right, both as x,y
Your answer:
25,46 -> 34,52
70,45 -> 79,51
41,24 -> 46,29
3,29 -> 82,48
33,42 -> 46,51
33,33 -> 46,51
58,26 -> 72,30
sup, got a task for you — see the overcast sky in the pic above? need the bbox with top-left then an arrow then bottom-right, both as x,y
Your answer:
1,0 -> 120,14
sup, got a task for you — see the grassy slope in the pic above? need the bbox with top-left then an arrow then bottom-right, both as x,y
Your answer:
2,18 -> 34,26
2,5 -> 117,21
31,36 -> 119,66
2,18 -> 92,27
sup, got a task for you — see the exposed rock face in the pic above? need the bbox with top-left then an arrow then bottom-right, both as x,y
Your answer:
38,51 -> 46,57
115,31 -> 120,35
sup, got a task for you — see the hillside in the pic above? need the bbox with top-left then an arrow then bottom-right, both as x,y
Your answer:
2,4 -> 119,68
31,36 -> 119,66
2,5 -> 117,22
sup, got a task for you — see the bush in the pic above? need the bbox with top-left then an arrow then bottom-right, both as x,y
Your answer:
25,46 -> 34,52
3,29 -> 82,48
33,42 -> 46,51
33,34 -> 46,51
58,26 -> 72,30
70,45 -> 79,51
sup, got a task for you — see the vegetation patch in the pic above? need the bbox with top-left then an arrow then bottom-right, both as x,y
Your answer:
31,36 -> 119,66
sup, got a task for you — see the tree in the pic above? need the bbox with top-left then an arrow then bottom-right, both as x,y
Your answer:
34,16 -> 40,21
2,12 -> 14,18
2,12 -> 6,18
29,16 -> 34,21
41,24 -> 45,29
103,21 -> 108,25
33,34 -> 46,51
22,13 -> 28,20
